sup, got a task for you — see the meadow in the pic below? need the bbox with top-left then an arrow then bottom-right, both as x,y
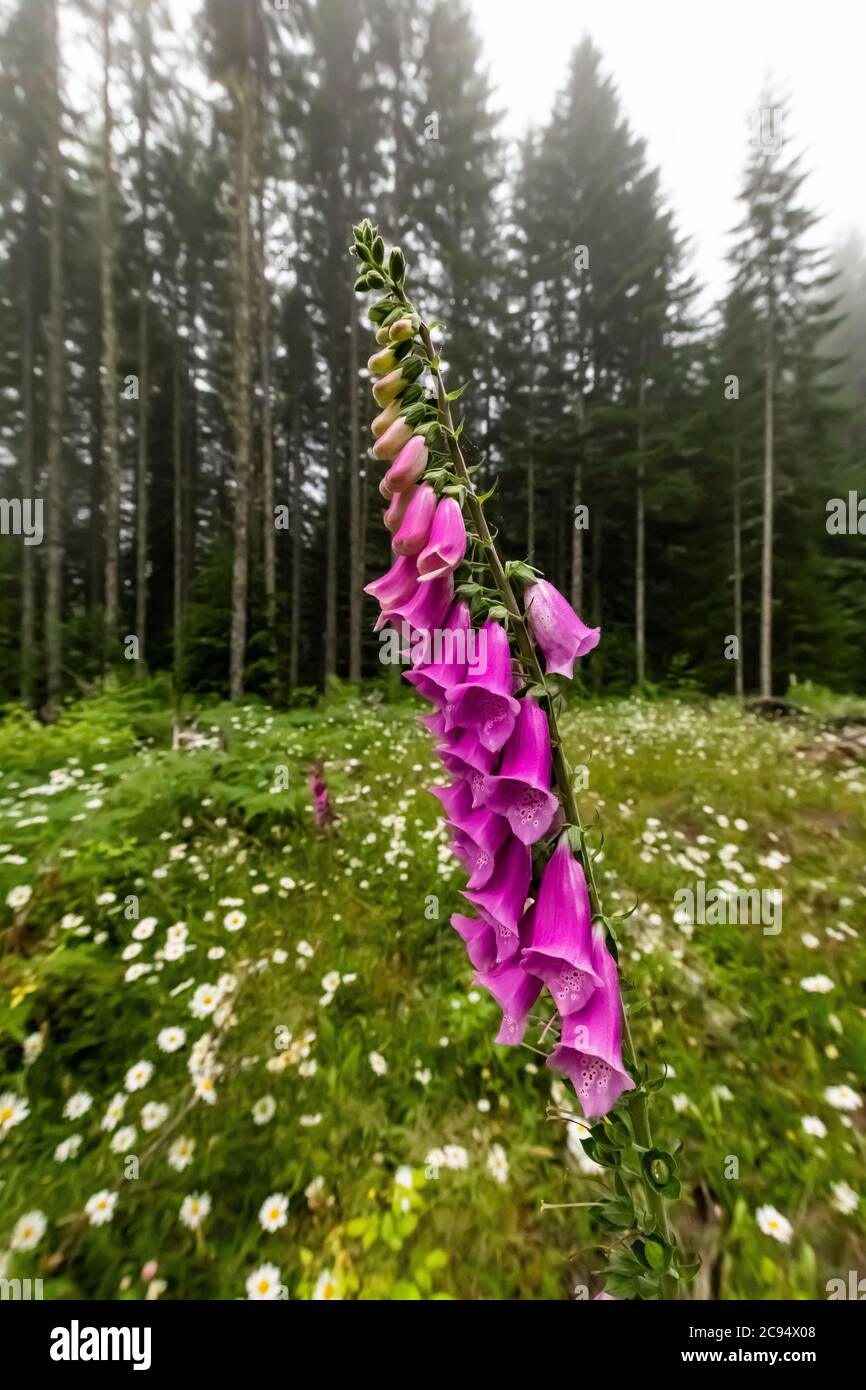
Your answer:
1,680 -> 863,1300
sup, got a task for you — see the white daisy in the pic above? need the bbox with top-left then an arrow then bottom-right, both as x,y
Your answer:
801,1115 -> 827,1138
141,1102 -> 169,1132
124,1060 -> 154,1092
168,1136 -> 195,1172
223,910 -> 246,932
246,1262 -> 282,1300
85,1190 -> 118,1226
831,1181 -> 859,1215
54,1134 -> 83,1162
194,1074 -> 217,1105
312,1269 -> 341,1300
189,984 -> 222,1019
252,1096 -> 276,1126
800,975 -> 834,994
11,1210 -> 46,1251
63,1090 -> 93,1121
825,1085 -> 862,1112
157,1027 -> 186,1053
394,1166 -> 414,1190
0,1092 -> 29,1134
110,1125 -> 137,1154
6,885 -> 32,909
756,1205 -> 793,1244
100,1092 -> 126,1131
442,1144 -> 468,1170
487,1143 -> 509,1184
259,1193 -> 289,1232
179,1192 -> 211,1230
368,1051 -> 387,1076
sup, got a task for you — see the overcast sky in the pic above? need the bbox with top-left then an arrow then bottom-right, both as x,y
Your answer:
469,0 -> 865,301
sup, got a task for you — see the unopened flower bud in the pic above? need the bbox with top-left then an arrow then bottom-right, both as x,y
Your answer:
368,346 -> 400,377
371,399 -> 402,438
389,316 -> 419,343
372,368 -> 408,407
372,417 -> 413,461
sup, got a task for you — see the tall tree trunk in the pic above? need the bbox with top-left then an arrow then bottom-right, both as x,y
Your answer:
100,0 -> 121,652
590,511 -> 603,692
134,0 -> 152,670
635,372 -> 647,688
526,285 -> 536,560
19,203 -> 35,707
229,47 -> 253,701
253,80 -> 275,638
759,304 -> 775,697
348,286 -> 362,682
732,439 -> 744,698
44,0 -> 64,710
324,283 -> 339,683
571,374 -> 586,613
289,373 -> 302,689
172,333 -> 184,690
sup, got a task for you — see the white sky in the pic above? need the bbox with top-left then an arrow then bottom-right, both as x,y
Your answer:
469,0 -> 866,301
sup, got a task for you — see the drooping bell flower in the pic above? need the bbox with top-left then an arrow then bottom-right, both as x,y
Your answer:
371,399 -> 402,438
399,571 -> 453,633
393,484 -> 437,557
437,725 -> 496,806
384,484 -> 418,534
417,498 -> 467,583
547,940 -> 634,1119
433,779 -> 511,887
380,436 -> 429,497
404,600 -> 471,704
372,417 -> 414,461
451,912 -> 497,973
479,696 -> 560,845
445,620 -> 521,753
521,838 -> 601,1015
462,834 -> 532,956
475,954 -> 543,1046
364,552 -> 417,614
525,579 -> 601,680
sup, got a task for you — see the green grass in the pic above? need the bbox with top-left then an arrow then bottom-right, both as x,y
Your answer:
1,684 -> 863,1300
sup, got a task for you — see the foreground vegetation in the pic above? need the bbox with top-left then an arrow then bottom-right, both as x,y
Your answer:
1,682 -> 863,1299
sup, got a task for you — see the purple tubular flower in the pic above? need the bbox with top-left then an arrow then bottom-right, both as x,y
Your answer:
475,955 -> 543,1045
451,912 -> 497,973
445,620 -> 521,753
399,572 -> 454,633
404,600 -> 471,704
521,839 -> 602,1015
393,483 -> 437,557
546,940 -> 635,1119
417,498 -> 467,583
462,834 -> 532,957
364,552 -> 418,613
525,578 -> 601,679
380,435 -> 428,497
446,804 -> 511,890
480,696 -> 560,845
384,483 -> 417,534
437,726 -> 496,806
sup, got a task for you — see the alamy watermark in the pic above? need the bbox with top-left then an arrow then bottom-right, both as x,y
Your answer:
0,498 -> 43,545
674,880 -> 782,935
378,621 -> 488,670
